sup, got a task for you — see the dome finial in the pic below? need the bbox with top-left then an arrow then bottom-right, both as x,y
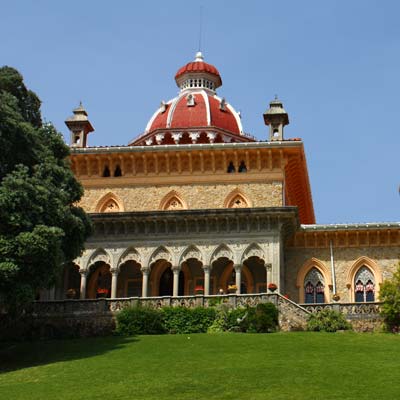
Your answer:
195,51 -> 204,62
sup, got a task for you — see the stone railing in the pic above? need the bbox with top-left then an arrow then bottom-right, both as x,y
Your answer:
24,296 -> 385,337
300,302 -> 382,319
31,293 -> 311,333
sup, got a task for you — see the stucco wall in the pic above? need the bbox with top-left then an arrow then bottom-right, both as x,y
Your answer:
79,182 -> 283,212
284,246 -> 399,303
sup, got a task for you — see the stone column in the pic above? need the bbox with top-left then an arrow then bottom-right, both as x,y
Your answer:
265,263 -> 272,292
80,270 -> 88,299
203,265 -> 211,296
234,264 -> 242,295
172,266 -> 180,297
111,268 -> 119,299
141,268 -> 150,297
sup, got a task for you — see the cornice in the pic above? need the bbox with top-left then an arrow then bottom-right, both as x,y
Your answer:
70,140 -> 304,155
88,207 -> 299,242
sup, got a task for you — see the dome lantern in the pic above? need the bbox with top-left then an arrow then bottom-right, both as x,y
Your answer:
174,52 -> 222,93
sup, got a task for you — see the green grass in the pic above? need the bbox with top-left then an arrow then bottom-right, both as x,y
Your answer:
1,332 -> 399,400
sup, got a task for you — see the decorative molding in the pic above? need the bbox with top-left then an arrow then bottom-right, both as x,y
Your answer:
223,188 -> 252,208
95,192 -> 124,213
159,190 -> 188,211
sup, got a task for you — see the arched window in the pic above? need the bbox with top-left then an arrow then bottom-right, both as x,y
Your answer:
304,268 -> 325,304
238,161 -> 247,173
354,266 -> 375,302
227,161 -> 235,173
114,165 -> 122,177
103,166 -> 110,177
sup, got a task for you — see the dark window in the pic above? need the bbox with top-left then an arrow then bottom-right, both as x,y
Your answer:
103,166 -> 110,177
227,161 -> 235,173
238,161 -> 247,173
114,165 -> 122,177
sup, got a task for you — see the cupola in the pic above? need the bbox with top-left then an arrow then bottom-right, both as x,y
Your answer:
65,103 -> 94,148
263,97 -> 289,141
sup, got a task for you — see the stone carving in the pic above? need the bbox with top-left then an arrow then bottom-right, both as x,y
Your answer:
87,249 -> 111,267
211,245 -> 233,264
150,247 -> 172,264
229,195 -> 247,208
119,247 -> 141,266
242,244 -> 265,262
304,268 -> 324,287
102,200 -> 119,212
165,197 -> 184,210
180,246 -> 202,264
355,266 -> 375,285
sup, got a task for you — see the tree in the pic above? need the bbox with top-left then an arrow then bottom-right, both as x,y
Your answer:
379,263 -> 400,332
0,66 -> 91,311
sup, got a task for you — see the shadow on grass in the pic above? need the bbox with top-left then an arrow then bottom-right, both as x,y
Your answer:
0,335 -> 138,373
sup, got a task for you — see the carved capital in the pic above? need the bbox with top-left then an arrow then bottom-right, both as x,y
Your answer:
233,264 -> 242,272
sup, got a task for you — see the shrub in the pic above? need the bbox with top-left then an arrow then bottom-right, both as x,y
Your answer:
162,307 -> 216,334
209,303 -> 279,333
115,305 -> 165,335
379,263 -> 400,332
307,309 -> 352,332
253,303 -> 279,333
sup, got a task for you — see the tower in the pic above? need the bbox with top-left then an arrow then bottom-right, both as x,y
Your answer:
65,103 -> 94,148
263,97 -> 289,141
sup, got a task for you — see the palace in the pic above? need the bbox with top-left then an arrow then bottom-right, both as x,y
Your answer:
57,52 -> 399,305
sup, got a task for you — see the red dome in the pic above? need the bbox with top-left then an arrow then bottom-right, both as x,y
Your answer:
128,52 -> 255,146
146,91 -> 242,135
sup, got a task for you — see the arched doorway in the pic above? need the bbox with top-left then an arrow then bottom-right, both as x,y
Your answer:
87,261 -> 112,299
159,267 -> 185,296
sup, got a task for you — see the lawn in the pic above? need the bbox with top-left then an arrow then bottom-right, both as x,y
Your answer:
0,332 -> 399,400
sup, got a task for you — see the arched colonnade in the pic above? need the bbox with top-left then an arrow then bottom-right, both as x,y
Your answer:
66,243 -> 273,299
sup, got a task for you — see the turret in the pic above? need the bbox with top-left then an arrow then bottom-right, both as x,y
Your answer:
263,97 -> 289,141
65,103 -> 94,147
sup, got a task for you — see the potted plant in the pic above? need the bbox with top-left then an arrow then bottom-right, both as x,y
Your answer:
195,285 -> 204,295
268,283 -> 277,293
66,288 -> 76,299
227,284 -> 238,294
97,288 -> 109,298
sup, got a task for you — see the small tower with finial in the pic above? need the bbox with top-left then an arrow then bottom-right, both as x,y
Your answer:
263,96 -> 289,141
65,102 -> 94,147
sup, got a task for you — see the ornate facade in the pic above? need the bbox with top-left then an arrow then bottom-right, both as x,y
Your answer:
56,52 -> 399,306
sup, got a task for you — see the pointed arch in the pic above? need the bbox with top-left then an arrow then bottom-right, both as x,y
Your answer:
210,244 -> 234,265
149,246 -> 173,266
86,248 -> 111,269
95,192 -> 124,213
347,256 -> 382,302
179,245 -> 203,265
118,246 -> 142,267
223,188 -> 252,208
241,243 -> 266,265
296,258 -> 332,303
159,190 -> 188,210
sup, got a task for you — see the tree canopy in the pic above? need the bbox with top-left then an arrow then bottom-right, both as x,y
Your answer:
0,66 -> 91,310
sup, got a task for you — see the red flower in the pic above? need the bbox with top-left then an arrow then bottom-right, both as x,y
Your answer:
268,283 -> 277,290
97,288 -> 109,294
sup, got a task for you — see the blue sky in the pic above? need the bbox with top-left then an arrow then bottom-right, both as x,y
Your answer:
1,0 -> 398,224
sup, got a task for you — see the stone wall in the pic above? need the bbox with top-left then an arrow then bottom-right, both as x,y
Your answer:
79,182 -> 283,212
3,295 -> 386,340
284,246 -> 399,303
